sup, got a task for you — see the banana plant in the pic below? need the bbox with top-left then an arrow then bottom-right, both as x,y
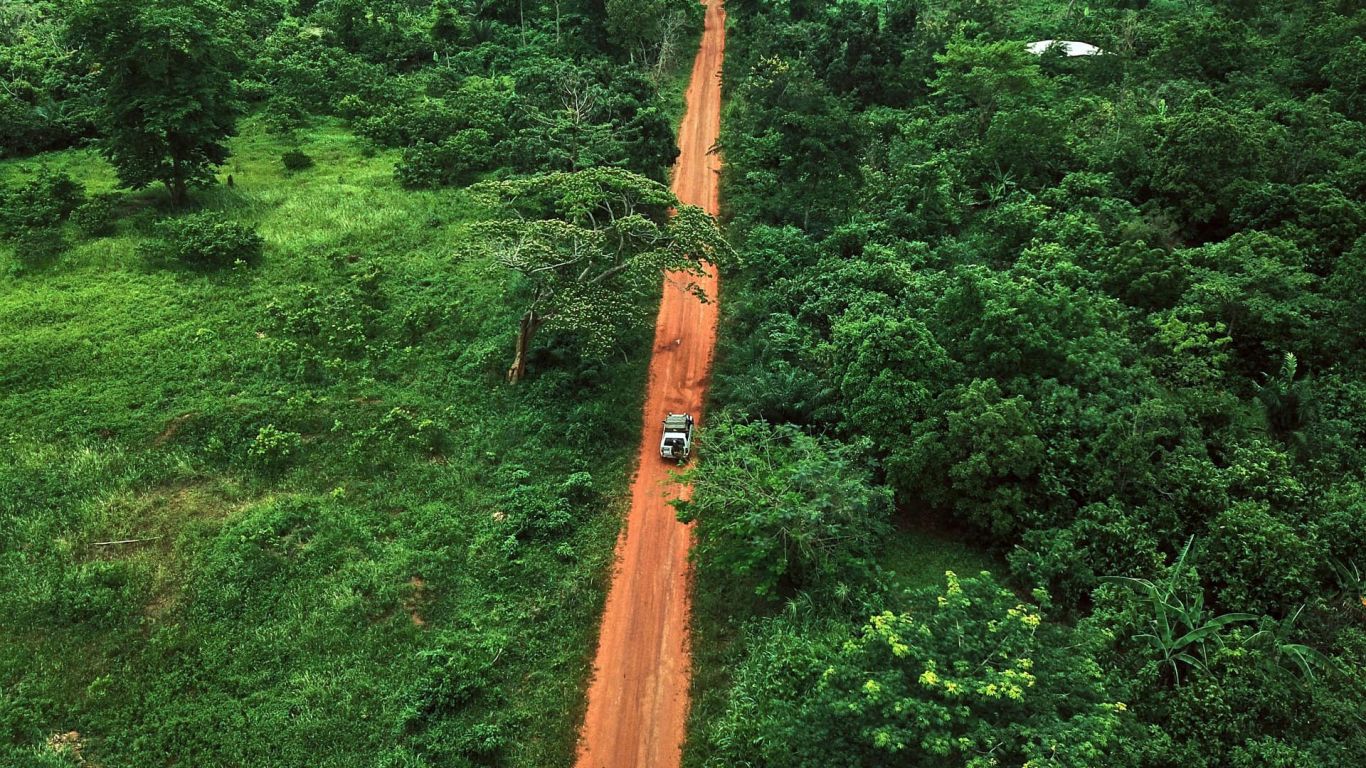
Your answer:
1247,604 -> 1332,681
1328,558 -> 1365,611
1105,537 -> 1258,686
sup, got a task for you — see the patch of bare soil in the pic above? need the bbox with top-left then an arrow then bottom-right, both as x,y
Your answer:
406,576 -> 428,628
151,412 -> 197,446
46,731 -> 86,764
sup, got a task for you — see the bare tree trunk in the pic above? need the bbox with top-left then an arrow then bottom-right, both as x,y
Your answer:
507,309 -> 541,383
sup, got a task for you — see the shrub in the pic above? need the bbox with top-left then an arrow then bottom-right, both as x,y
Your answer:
263,95 -> 311,134
153,213 -> 264,268
354,99 -> 460,148
9,226 -> 67,271
561,471 -> 595,504
395,130 -> 493,189
281,149 -> 315,172
0,167 -> 84,235
245,424 -> 302,473
71,193 -> 120,237
494,466 -> 575,540
378,406 -> 444,454
675,418 -> 893,598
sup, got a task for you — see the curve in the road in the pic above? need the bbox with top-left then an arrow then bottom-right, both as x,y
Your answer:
573,2 -> 725,767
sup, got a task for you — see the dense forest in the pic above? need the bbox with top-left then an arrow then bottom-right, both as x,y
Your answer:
683,0 -> 1366,766
5,0 -> 1366,766
1,0 -> 707,766
688,0 -> 1366,759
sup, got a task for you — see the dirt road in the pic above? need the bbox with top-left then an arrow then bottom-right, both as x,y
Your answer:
573,3 -> 725,768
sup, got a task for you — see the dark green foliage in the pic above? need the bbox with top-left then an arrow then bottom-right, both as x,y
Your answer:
395,131 -> 494,189
0,3 -> 98,158
280,149 -> 315,172
695,0 -> 1366,765
676,417 -> 892,599
150,212 -> 264,268
8,225 -> 66,271
67,0 -> 242,205
70,192 -> 120,237
0,166 -> 84,234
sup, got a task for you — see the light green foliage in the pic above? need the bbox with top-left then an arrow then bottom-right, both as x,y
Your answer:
0,119 -> 652,768
931,34 -> 1048,119
1180,232 -> 1319,370
246,423 -> 302,472
2,1 -> 709,765
703,573 -> 1128,768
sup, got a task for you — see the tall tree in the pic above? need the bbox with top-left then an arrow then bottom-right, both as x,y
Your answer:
464,168 -> 729,382
68,0 -> 240,205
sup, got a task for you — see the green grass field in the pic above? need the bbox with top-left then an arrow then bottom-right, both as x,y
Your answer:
0,117 -> 654,767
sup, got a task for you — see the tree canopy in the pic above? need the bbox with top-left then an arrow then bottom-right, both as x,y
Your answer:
465,168 -> 729,381
67,0 -> 242,204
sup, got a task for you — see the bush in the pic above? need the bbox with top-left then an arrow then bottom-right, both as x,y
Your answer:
9,226 -> 67,271
263,95 -> 311,134
281,149 -> 315,172
354,100 -> 461,148
675,418 -> 892,598
245,424 -> 302,473
71,193 -> 120,237
0,167 -> 84,235
152,213 -> 264,268
395,130 -> 493,189
378,406 -> 444,454
493,465 -> 575,540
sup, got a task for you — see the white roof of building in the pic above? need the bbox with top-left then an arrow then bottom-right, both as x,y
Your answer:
1028,40 -> 1105,57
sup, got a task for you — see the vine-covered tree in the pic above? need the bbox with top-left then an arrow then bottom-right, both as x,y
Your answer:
465,168 -> 729,382
67,0 -> 240,205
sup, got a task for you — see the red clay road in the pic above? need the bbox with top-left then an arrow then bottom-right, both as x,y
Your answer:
573,3 -> 725,768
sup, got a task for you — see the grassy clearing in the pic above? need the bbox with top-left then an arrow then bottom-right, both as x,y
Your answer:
0,117 -> 653,767
881,516 -> 1003,594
